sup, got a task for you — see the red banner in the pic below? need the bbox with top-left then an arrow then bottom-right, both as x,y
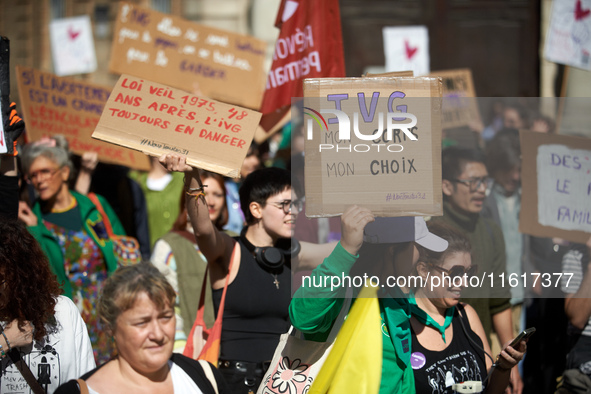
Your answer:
260,0 -> 345,118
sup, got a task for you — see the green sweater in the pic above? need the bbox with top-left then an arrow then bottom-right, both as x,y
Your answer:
289,242 -> 415,393
432,201 -> 511,342
28,191 -> 125,299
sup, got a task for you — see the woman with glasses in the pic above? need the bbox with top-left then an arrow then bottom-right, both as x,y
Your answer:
159,154 -> 332,394
410,221 -> 526,393
18,136 -> 126,364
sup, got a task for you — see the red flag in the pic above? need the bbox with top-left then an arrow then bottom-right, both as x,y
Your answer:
260,0 -> 345,129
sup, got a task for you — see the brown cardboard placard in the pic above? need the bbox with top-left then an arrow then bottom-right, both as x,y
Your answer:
428,68 -> 481,130
520,130 -> 591,243
303,76 -> 443,217
92,74 -> 261,178
15,66 -> 150,170
109,2 -> 267,110
364,71 -> 414,77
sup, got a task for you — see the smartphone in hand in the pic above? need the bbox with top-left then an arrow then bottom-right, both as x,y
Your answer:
508,327 -> 536,348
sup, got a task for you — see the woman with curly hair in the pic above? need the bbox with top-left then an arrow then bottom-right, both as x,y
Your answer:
0,219 -> 95,393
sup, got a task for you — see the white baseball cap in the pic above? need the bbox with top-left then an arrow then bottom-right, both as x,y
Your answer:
363,216 -> 449,252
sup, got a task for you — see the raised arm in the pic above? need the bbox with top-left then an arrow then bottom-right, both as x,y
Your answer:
74,151 -> 98,195
159,154 -> 234,271
289,205 -> 374,336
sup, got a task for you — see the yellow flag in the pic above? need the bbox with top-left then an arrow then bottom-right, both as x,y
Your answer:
309,286 -> 382,394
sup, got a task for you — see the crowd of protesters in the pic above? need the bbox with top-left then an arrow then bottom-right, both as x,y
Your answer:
0,96 -> 589,394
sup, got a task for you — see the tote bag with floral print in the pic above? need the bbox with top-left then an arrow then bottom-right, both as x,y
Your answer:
257,294 -> 352,394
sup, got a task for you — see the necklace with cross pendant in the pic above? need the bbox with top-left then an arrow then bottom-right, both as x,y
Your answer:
273,274 -> 280,289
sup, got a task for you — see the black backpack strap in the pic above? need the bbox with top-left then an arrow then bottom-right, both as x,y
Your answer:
171,353 -> 227,394
54,362 -> 103,394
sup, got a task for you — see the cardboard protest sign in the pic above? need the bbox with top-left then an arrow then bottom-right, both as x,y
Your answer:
50,16 -> 97,76
383,26 -> 429,76
520,130 -> 591,243
364,71 -> 414,77
545,0 -> 591,70
109,2 -> 266,110
15,66 -> 150,170
92,74 -> 261,178
428,69 -> 481,130
303,77 -> 443,217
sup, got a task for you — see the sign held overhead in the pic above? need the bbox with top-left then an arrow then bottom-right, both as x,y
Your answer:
303,76 -> 443,218
16,66 -> 150,170
92,75 -> 261,177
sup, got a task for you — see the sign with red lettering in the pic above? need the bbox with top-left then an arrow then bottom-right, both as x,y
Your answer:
92,75 -> 261,177
109,2 -> 266,110
15,66 -> 150,170
303,76 -> 443,217
545,0 -> 591,70
520,131 -> 591,243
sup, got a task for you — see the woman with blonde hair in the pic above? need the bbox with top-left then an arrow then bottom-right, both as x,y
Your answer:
56,263 -> 228,393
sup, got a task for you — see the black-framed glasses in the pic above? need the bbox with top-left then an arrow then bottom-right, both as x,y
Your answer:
453,177 -> 489,192
270,199 -> 304,214
429,263 -> 478,280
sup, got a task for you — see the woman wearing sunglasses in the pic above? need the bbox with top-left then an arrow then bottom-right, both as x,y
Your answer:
410,221 -> 527,393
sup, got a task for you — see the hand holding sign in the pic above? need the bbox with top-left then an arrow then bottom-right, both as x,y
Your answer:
158,153 -> 193,173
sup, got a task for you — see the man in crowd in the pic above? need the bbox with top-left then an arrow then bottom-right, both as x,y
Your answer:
433,147 -> 522,392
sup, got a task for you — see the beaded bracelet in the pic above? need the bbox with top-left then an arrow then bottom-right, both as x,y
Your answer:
1,331 -> 11,351
186,191 -> 206,199
186,185 -> 207,193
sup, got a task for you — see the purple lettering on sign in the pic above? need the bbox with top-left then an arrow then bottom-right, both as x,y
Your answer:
326,94 -> 349,125
357,92 -> 380,122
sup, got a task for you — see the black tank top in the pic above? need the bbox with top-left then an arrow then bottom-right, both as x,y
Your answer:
411,304 -> 488,393
211,239 -> 291,362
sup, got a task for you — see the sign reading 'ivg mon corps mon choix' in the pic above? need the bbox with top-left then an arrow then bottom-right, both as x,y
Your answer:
109,2 -> 267,110
303,77 -> 443,218
16,66 -> 150,170
92,75 -> 261,177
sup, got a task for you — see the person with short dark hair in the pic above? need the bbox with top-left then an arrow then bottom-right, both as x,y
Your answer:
160,153 -> 333,394
432,146 -> 522,391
